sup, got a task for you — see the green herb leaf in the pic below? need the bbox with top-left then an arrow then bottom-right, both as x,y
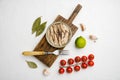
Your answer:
32,17 -> 41,34
32,17 -> 47,37
36,21 -> 47,37
26,60 -> 37,69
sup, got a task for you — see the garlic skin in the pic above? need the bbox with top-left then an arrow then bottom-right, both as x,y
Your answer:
43,69 -> 50,76
89,35 -> 98,42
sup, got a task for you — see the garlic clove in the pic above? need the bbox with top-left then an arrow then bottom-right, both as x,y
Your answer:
43,69 -> 50,76
89,35 -> 98,42
80,24 -> 86,31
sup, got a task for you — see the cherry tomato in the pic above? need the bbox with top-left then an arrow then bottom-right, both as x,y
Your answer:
88,60 -> 94,66
81,56 -> 87,62
74,65 -> 80,71
75,56 -> 81,63
81,63 -> 87,69
60,60 -> 66,66
88,54 -> 94,60
59,68 -> 65,74
68,58 -> 74,65
66,66 -> 73,73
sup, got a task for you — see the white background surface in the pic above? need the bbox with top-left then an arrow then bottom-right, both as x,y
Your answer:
0,0 -> 120,80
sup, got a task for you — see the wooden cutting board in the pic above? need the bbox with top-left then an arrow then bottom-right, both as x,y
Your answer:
34,4 -> 82,67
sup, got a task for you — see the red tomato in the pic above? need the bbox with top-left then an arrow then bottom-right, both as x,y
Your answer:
59,68 -> 65,74
88,54 -> 94,60
68,58 -> 74,65
74,65 -> 80,71
81,63 -> 87,69
75,56 -> 81,63
81,56 -> 87,62
60,60 -> 66,66
66,66 -> 73,73
88,60 -> 94,66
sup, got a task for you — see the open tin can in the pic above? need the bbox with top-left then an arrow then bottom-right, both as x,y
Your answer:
46,22 -> 72,48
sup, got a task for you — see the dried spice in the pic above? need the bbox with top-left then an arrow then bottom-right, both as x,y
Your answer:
32,17 -> 47,37
36,22 -> 47,37
26,60 -> 37,69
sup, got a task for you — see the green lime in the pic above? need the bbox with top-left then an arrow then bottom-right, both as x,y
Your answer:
75,36 -> 86,48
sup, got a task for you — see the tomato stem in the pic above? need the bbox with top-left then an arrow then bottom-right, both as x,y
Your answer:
59,62 -> 82,68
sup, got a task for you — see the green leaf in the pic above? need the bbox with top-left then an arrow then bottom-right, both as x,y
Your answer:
32,17 -> 41,34
36,21 -> 47,37
26,60 -> 37,69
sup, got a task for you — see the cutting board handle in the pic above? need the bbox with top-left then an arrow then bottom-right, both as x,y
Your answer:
68,4 -> 82,24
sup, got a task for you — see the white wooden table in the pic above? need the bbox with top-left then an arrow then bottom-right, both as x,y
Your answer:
0,0 -> 120,80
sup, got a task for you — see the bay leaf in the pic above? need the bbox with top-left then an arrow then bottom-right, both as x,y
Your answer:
26,60 -> 37,69
32,17 -> 41,34
36,21 -> 47,37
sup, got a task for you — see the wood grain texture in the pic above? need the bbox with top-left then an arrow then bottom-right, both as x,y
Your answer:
34,4 -> 82,67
